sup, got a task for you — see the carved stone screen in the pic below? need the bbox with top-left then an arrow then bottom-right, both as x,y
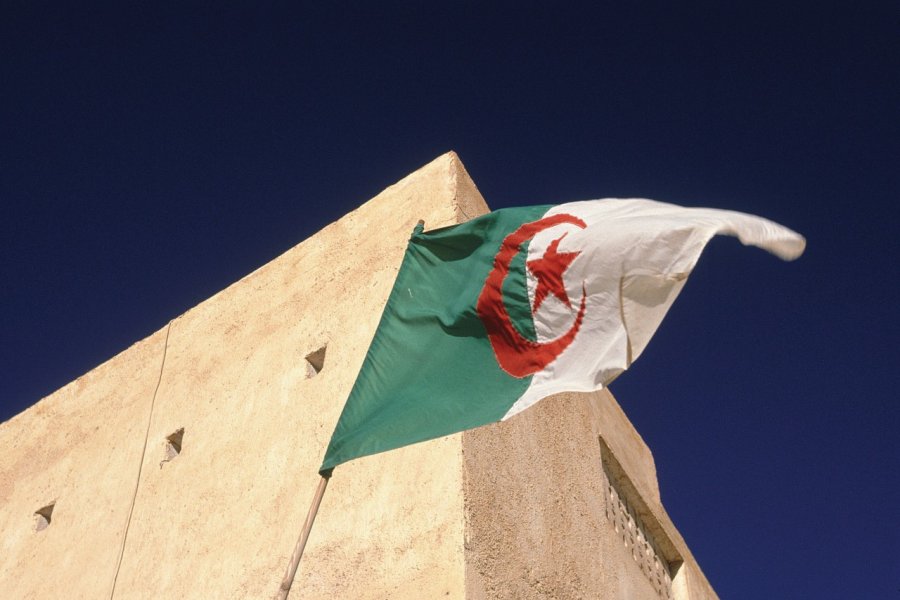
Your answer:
603,464 -> 675,600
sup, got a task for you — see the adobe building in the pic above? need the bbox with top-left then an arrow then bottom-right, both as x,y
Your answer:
0,153 -> 718,599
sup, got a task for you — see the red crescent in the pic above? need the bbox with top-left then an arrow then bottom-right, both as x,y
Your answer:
477,213 -> 588,378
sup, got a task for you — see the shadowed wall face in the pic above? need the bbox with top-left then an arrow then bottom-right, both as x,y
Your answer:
463,390 -> 717,600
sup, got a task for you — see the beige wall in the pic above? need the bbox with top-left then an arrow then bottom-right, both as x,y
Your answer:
0,329 -> 168,599
0,153 -> 716,599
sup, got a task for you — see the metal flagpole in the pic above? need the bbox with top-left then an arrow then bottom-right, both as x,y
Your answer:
276,469 -> 333,600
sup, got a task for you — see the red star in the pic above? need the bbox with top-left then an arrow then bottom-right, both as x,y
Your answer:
526,233 -> 581,313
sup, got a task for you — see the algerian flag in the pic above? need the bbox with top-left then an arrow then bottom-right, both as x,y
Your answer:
320,199 -> 804,473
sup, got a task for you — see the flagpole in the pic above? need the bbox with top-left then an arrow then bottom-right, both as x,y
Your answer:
275,219 -> 422,598
276,469 -> 333,600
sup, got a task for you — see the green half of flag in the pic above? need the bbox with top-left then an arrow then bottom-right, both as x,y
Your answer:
320,205 -> 549,472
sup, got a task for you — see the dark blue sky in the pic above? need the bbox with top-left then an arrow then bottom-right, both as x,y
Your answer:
2,2 -> 897,598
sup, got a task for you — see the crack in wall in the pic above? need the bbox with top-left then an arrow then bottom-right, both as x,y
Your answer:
108,321 -> 172,600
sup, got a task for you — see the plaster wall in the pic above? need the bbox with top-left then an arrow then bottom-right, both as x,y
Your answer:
0,329 -> 167,599
1,152 -> 716,599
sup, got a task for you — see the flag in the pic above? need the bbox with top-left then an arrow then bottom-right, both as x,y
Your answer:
320,199 -> 804,473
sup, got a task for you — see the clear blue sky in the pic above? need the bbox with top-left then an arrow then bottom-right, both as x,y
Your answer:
2,3 -> 897,598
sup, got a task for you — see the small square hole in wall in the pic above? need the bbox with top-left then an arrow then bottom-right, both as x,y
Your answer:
162,428 -> 184,465
34,502 -> 55,532
305,346 -> 326,378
